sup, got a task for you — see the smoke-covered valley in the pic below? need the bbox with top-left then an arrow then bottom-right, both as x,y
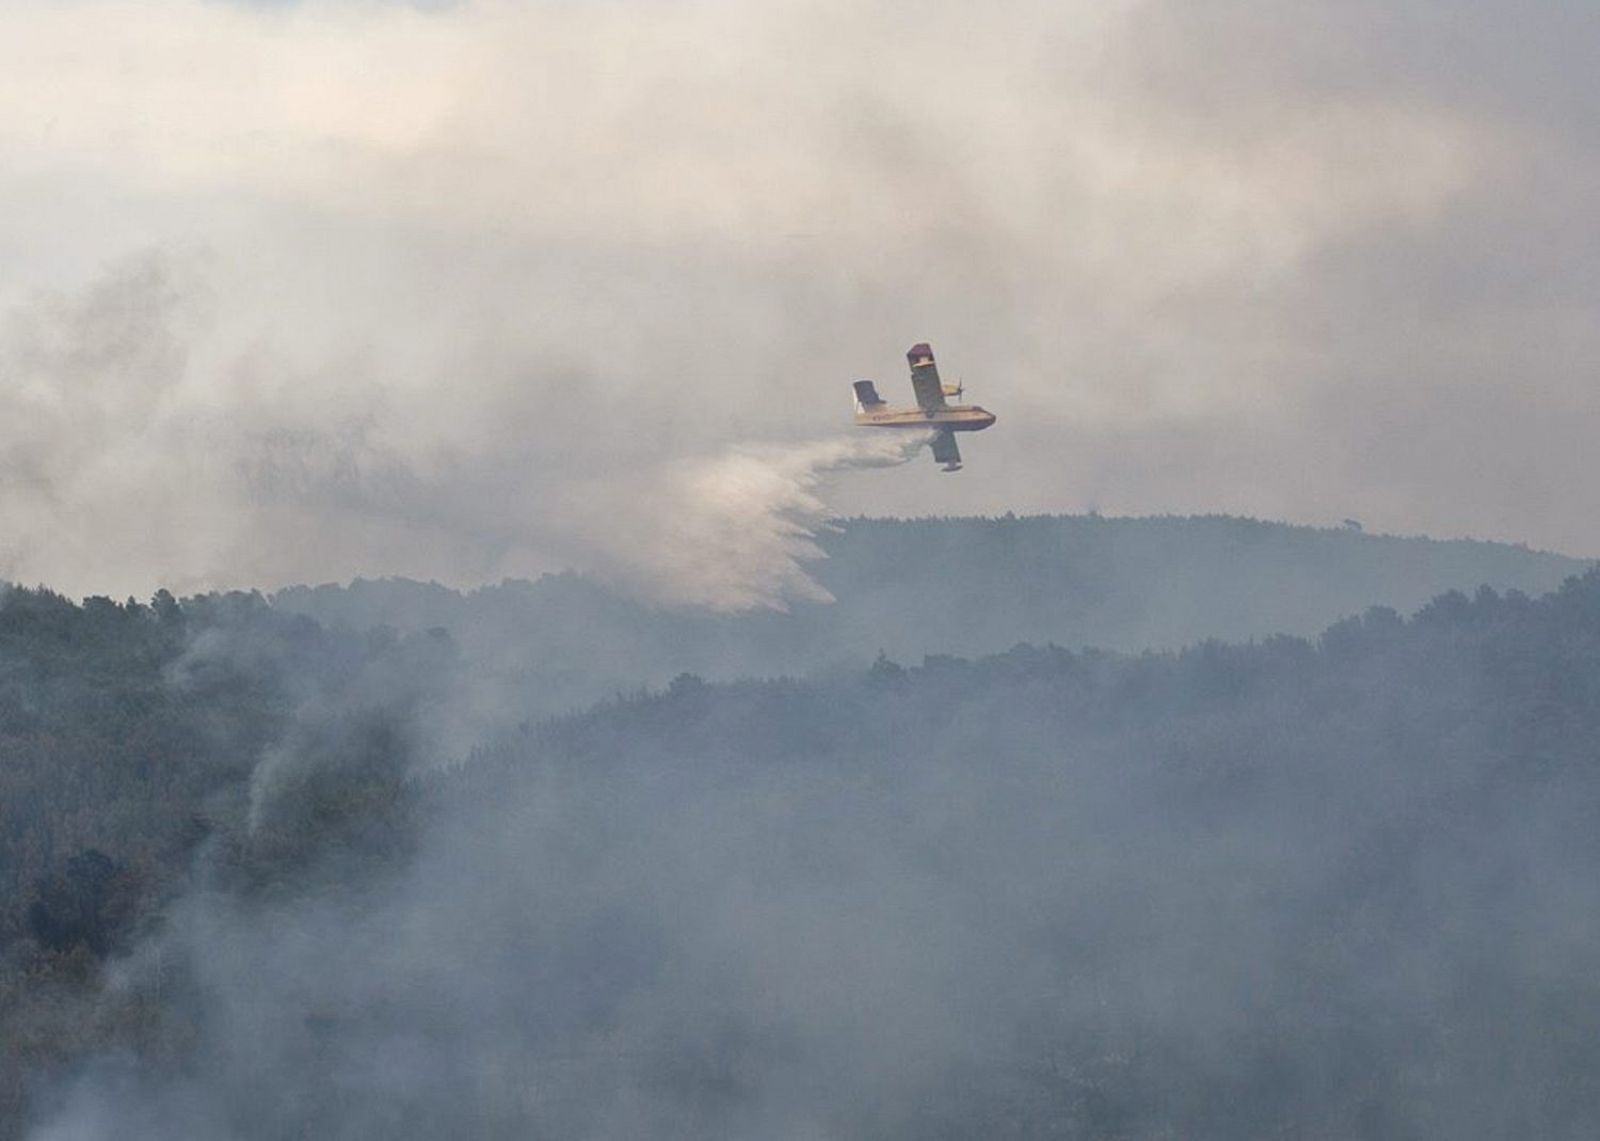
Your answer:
0,507 -> 1596,1139
10,557 -> 1600,1138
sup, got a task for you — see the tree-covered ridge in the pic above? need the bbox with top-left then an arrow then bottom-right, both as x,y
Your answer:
272,512 -> 1588,721
532,573 -> 1600,772
816,512 -> 1588,653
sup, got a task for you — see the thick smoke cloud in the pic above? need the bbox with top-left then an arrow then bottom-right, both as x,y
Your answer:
0,251 -> 929,607
0,0 -> 1596,601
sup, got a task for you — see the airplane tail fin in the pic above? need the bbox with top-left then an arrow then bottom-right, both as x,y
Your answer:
853,380 -> 887,412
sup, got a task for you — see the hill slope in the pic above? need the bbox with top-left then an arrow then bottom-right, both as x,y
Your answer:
274,513 -> 1588,717
15,572 -> 1600,1138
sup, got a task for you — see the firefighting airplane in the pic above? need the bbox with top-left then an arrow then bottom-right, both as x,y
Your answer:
852,343 -> 997,471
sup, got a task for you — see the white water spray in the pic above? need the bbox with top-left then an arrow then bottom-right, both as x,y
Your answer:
560,432 -> 933,611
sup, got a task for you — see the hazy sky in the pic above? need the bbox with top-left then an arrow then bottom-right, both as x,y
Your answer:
1,0 -> 1596,601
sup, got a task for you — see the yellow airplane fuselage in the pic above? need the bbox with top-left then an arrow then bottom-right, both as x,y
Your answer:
854,405 -> 997,431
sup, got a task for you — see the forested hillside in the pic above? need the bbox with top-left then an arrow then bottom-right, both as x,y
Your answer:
0,587 -> 444,1133
9,568 -> 1600,1137
272,512 -> 1588,719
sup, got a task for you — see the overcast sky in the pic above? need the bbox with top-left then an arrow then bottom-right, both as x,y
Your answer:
1,0 -> 1596,601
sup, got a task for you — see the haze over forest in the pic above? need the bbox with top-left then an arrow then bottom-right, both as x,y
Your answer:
5,0 -> 1600,1138
273,514 -> 1585,719
6,516 -> 1600,1138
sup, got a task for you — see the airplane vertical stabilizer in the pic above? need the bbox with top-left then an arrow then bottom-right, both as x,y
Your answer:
852,379 -> 887,411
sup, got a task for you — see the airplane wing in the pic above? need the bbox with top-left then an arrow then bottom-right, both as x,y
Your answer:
906,343 -> 948,411
930,430 -> 962,471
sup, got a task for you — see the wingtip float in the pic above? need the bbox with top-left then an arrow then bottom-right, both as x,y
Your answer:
851,343 -> 996,472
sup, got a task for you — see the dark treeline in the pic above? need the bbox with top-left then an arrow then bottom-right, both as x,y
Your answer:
0,587 -> 444,1133
7,563 -> 1600,1135
272,513 -> 1586,720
